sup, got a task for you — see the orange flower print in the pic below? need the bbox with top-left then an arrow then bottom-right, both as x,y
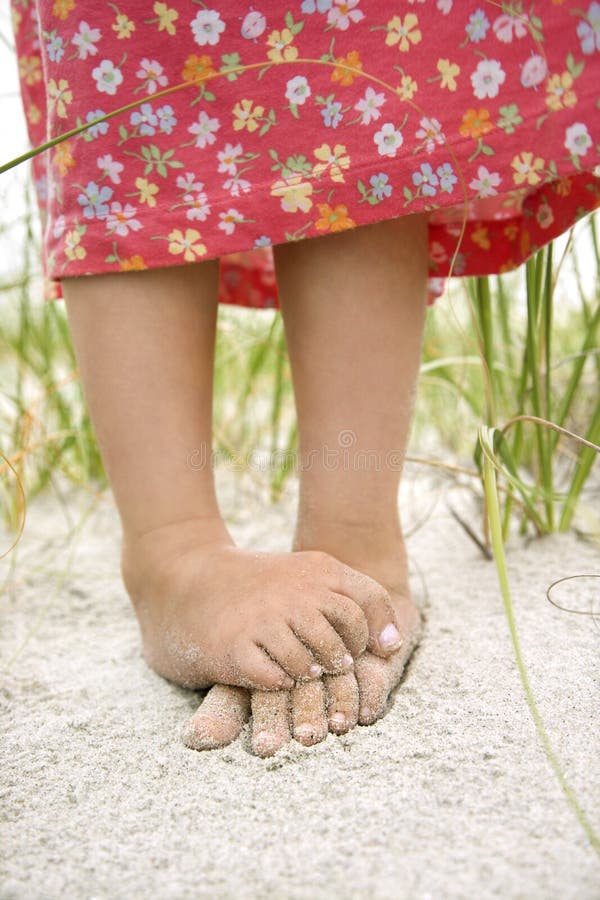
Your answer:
315,203 -> 356,233
503,222 -> 519,242
331,50 -> 362,87
471,223 -> 490,249
18,55 -> 41,87
53,141 -> 75,176
182,54 -> 216,83
545,72 -> 577,111
553,176 -> 573,197
459,108 -> 493,139
52,0 -> 75,20
121,255 -> 147,270
511,151 -> 545,186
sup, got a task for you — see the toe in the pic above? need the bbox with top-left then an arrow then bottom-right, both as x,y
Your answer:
354,654 -> 391,725
240,644 -> 295,691
182,685 -> 250,751
321,593 -> 369,658
251,690 -> 291,758
323,672 -> 359,734
260,627 -> 323,682
292,612 -> 354,675
332,564 -> 402,659
291,681 -> 328,746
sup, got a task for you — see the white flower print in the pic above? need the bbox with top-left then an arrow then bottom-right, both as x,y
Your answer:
223,177 -> 252,197
577,2 -> 600,54
520,54 -> 548,89
184,192 -> 211,222
136,59 -> 168,95
92,60 -> 123,95
493,13 -> 529,43
219,208 -> 244,235
327,0 -> 365,31
191,10 -> 226,47
415,117 -> 444,153
71,21 -> 101,60
285,75 -> 311,105
105,202 -> 142,236
52,215 -> 66,239
217,143 -> 243,176
188,110 -> 221,148
374,123 -> 404,157
355,87 -> 385,125
565,122 -> 592,156
97,154 -> 124,184
437,0 -> 452,12
177,173 -> 204,193
471,59 -> 506,98
469,165 -> 502,197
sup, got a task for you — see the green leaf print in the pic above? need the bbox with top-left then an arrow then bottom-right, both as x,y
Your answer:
220,52 -> 241,81
566,53 -> 584,79
497,104 -> 523,135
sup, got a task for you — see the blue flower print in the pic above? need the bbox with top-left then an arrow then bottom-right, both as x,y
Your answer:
130,103 -> 158,136
412,163 -> 439,197
436,163 -> 457,193
156,105 -> 177,134
321,100 -> 343,128
77,182 -> 113,219
370,173 -> 392,200
85,110 -> 109,139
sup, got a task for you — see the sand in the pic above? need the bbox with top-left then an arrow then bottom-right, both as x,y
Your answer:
1,468 -> 599,899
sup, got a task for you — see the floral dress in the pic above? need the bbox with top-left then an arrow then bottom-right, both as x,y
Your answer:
10,0 -> 600,308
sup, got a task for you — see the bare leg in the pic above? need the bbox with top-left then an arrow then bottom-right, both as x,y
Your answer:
190,214 -> 429,754
62,263 -> 399,695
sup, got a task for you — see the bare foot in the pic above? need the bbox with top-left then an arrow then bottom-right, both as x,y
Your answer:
121,516 -> 403,692
183,524 -> 423,756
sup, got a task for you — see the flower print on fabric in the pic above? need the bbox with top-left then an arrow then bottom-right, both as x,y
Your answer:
10,0 -> 600,308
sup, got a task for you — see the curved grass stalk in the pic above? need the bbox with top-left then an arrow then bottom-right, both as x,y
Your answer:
480,426 -> 600,857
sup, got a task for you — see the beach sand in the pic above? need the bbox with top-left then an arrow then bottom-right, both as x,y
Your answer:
1,468 -> 599,899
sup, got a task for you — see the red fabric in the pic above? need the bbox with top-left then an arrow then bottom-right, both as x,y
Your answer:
10,0 -> 600,308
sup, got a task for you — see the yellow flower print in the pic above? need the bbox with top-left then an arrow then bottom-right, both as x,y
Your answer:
396,75 -> 417,101
153,2 -> 178,35
503,223 -> 519,242
545,72 -> 577,111
48,78 -> 73,119
27,104 -> 42,126
266,28 -> 298,63
52,140 -> 75,176
511,151 -> 545,186
65,230 -> 85,261
121,255 -> 147,271
471,223 -> 490,250
313,143 -> 351,183
232,99 -> 265,133
315,203 -> 356,233
112,13 -> 135,39
18,55 -> 42,87
52,0 -> 75,21
270,175 -> 313,213
168,229 -> 207,261
135,178 -> 159,207
385,14 -> 422,52
437,59 -> 460,91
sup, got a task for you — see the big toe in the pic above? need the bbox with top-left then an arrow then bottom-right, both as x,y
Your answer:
182,684 -> 250,751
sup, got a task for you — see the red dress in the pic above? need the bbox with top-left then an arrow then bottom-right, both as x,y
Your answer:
10,0 -> 600,308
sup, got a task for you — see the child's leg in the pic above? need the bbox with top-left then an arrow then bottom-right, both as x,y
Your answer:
186,214 -> 429,755
61,263 -> 400,695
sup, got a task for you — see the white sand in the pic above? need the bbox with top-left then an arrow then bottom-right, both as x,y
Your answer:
1,468 -> 599,899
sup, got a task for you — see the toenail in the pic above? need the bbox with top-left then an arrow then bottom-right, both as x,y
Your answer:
360,707 -> 372,722
329,712 -> 346,731
379,623 -> 402,649
309,664 -> 323,678
254,731 -> 279,752
294,724 -> 316,743
341,653 -> 353,670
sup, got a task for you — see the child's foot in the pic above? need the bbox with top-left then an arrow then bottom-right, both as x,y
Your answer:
121,516 -> 403,692
183,522 -> 422,756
